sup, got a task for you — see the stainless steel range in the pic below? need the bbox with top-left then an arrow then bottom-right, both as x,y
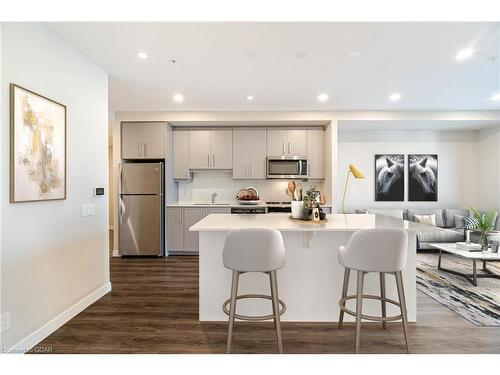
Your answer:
266,201 -> 292,213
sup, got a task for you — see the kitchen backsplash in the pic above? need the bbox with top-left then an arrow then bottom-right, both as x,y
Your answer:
177,171 -> 325,203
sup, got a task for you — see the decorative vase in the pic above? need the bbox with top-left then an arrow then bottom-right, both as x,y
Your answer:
480,231 -> 489,250
465,230 -> 471,244
291,201 -> 304,219
302,207 -> 311,221
312,207 -> 320,222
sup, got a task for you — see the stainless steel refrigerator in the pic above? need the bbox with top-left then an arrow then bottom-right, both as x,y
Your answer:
119,162 -> 164,256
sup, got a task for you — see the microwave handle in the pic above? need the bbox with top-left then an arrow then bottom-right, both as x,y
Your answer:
299,161 -> 302,176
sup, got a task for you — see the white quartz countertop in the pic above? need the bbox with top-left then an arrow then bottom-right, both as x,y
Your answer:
189,213 -> 439,232
167,202 -> 332,208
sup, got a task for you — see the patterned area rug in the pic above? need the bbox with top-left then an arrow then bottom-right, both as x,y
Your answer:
416,252 -> 500,326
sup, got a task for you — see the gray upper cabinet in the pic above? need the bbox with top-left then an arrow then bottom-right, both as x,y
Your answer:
307,127 -> 325,179
121,122 -> 166,159
188,129 -> 211,169
189,128 -> 232,170
233,128 -> 267,179
173,128 -> 190,179
267,128 -> 307,157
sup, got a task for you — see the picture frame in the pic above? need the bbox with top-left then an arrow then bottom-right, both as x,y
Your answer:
408,154 -> 438,201
10,84 -> 67,203
374,154 -> 405,201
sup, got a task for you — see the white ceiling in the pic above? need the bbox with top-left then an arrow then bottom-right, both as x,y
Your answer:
47,22 -> 500,111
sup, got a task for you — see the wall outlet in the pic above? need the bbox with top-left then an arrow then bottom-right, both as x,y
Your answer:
1,312 -> 11,333
81,203 -> 95,217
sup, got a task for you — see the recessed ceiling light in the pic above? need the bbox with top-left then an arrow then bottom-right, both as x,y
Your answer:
389,92 -> 401,101
296,50 -> 309,59
169,58 -> 179,64
346,50 -> 361,59
136,52 -> 148,60
246,95 -> 254,101
456,48 -> 474,61
318,93 -> 329,102
491,93 -> 500,101
173,94 -> 184,103
246,50 -> 259,59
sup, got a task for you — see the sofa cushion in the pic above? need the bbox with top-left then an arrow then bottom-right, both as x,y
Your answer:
366,209 -> 404,220
415,214 -> 436,226
454,214 -> 465,229
417,227 -> 464,243
444,208 -> 470,228
407,209 -> 445,228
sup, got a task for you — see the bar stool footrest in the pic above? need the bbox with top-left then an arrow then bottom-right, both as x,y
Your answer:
223,294 -> 286,321
339,294 -> 402,322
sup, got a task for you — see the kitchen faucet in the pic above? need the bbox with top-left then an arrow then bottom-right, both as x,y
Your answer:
211,192 -> 217,204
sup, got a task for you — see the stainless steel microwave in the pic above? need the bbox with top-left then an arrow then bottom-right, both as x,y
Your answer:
267,157 -> 308,179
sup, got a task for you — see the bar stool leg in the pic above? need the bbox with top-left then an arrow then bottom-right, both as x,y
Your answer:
226,270 -> 240,354
270,270 -> 284,354
395,271 -> 410,354
379,272 -> 387,329
355,270 -> 365,354
338,268 -> 351,329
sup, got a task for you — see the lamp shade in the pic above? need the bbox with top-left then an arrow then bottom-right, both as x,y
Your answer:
349,164 -> 364,179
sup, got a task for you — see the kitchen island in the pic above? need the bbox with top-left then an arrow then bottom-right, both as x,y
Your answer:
190,213 -> 437,322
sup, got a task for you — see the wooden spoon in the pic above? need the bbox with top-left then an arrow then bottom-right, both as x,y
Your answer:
288,181 -> 296,201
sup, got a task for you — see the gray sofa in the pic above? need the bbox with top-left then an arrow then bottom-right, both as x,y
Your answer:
355,208 -> 500,250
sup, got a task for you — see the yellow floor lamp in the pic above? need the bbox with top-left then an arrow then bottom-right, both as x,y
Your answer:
341,164 -> 365,214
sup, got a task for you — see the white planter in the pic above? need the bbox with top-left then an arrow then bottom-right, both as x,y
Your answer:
291,201 -> 304,219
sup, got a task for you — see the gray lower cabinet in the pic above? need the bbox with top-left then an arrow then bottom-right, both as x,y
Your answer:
167,207 -> 184,252
166,206 -> 230,254
183,208 -> 206,252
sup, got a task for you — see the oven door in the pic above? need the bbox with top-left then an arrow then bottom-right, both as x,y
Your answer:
267,158 -> 307,178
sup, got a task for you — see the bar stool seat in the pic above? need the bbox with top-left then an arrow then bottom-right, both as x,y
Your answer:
337,228 -> 410,354
222,228 -> 286,354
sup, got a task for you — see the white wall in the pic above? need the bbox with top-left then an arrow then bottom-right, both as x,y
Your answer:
337,130 -> 481,212
477,126 -> 500,212
177,171 -> 325,203
0,23 -> 110,351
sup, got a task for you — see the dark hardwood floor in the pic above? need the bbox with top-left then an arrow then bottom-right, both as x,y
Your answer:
34,256 -> 500,354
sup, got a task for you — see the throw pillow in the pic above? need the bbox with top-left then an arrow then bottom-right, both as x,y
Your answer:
463,216 -> 479,230
454,214 -> 465,229
415,214 -> 437,226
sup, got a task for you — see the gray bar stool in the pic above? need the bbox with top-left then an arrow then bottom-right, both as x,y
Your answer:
222,228 -> 286,354
337,228 -> 410,353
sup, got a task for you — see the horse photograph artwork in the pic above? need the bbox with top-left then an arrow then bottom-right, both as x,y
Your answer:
374,154 -> 404,201
408,154 -> 438,201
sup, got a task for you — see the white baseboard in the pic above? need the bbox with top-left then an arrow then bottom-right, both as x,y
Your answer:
8,282 -> 112,354
112,250 -> 120,257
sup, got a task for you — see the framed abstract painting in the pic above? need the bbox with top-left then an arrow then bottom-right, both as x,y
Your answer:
408,154 -> 438,201
10,84 -> 67,203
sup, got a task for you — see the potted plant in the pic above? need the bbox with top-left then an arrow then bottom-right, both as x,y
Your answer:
470,207 -> 498,250
302,186 -> 321,220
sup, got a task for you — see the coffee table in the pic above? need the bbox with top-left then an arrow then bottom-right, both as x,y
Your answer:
429,243 -> 500,286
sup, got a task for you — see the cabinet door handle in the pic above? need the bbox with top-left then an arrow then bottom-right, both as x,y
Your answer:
144,142 -> 148,157
185,164 -> 189,178
212,154 -> 215,168
138,143 -> 143,156
282,141 -> 285,155
179,211 -> 182,223
207,154 -> 210,168
251,164 -> 254,177
245,164 -> 249,177
288,141 -> 291,154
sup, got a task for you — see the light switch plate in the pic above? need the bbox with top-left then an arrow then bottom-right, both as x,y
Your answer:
81,203 -> 95,217
1,311 -> 11,333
